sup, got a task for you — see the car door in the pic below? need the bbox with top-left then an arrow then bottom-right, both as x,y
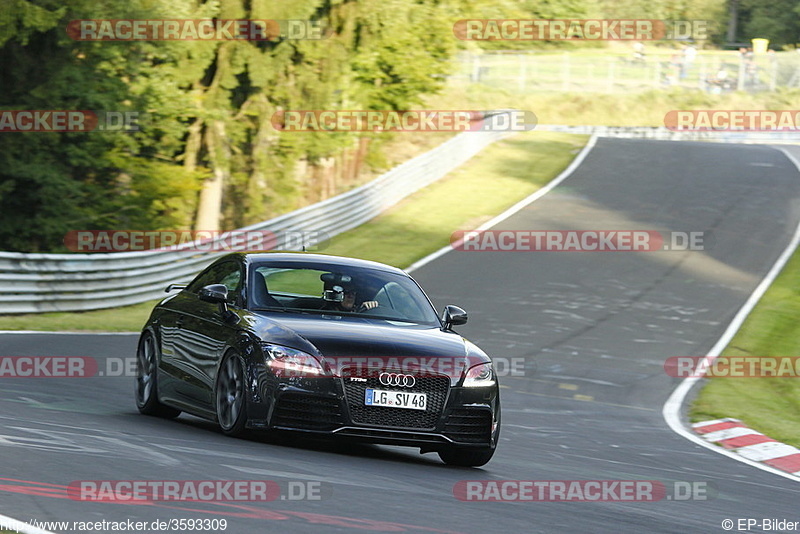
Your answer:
166,260 -> 245,414
156,264 -> 220,406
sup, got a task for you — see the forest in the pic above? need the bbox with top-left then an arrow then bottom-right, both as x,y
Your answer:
0,0 -> 790,252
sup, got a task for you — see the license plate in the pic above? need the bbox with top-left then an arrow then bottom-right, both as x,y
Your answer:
365,389 -> 427,410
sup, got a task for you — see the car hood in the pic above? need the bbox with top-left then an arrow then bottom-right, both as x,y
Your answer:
249,313 -> 489,377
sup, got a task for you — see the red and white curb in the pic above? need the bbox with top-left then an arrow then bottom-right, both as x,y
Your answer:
693,419 -> 800,476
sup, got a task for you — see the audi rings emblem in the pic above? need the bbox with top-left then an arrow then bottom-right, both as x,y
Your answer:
379,372 -> 415,388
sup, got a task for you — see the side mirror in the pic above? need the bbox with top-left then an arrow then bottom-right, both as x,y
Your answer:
441,305 -> 468,329
200,284 -> 239,322
199,284 -> 229,304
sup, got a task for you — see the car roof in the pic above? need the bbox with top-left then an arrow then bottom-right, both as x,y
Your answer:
229,252 -> 408,276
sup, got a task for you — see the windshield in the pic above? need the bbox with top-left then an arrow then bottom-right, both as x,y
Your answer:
248,261 -> 440,326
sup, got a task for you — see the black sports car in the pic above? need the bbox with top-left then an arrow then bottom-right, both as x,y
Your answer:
135,252 -> 500,466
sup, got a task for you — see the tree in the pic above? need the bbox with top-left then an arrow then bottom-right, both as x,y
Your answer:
739,0 -> 800,47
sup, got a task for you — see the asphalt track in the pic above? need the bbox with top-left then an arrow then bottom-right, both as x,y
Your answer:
2,138 -> 800,534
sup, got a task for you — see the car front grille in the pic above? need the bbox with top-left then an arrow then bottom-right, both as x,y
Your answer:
271,393 -> 344,431
341,368 -> 450,430
444,409 -> 493,443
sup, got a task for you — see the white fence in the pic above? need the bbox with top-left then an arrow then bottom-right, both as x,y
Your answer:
453,51 -> 800,93
0,126 -> 510,314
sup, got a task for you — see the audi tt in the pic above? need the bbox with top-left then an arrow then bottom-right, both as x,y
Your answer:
135,252 -> 500,466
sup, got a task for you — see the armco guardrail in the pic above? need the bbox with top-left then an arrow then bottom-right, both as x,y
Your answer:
0,125 -> 511,314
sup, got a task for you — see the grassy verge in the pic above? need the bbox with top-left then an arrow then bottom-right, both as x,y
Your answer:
0,130 -> 587,332
0,299 -> 159,333
322,131 -> 586,267
690,246 -> 800,448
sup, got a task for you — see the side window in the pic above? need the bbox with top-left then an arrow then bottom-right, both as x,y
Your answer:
219,269 -> 242,293
186,267 -> 217,293
187,261 -> 243,305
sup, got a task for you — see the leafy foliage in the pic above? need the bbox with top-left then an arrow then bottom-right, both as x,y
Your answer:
0,0 -> 782,252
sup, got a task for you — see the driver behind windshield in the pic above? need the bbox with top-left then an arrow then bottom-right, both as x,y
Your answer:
321,273 -> 378,313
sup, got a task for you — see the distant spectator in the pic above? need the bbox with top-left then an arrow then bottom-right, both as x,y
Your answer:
681,44 -> 697,79
738,47 -> 750,61
706,67 -> 733,94
666,53 -> 682,85
632,41 -> 645,64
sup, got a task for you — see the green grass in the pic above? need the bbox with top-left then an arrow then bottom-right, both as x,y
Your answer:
0,298 -> 159,333
0,130 -> 587,332
321,131 -> 587,267
690,246 -> 800,448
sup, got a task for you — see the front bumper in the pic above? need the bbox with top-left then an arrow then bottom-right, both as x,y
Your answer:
245,371 -> 499,449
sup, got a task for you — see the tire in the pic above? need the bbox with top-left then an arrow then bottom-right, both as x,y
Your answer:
215,351 -> 248,436
438,447 -> 495,467
135,332 -> 181,419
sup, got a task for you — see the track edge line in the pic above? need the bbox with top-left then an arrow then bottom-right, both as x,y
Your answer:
662,145 -> 800,483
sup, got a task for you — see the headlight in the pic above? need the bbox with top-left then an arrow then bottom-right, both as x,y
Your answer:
262,344 -> 327,378
463,362 -> 495,387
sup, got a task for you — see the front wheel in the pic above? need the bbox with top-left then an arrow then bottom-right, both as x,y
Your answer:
135,332 -> 181,419
215,352 -> 248,436
438,447 -> 495,467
